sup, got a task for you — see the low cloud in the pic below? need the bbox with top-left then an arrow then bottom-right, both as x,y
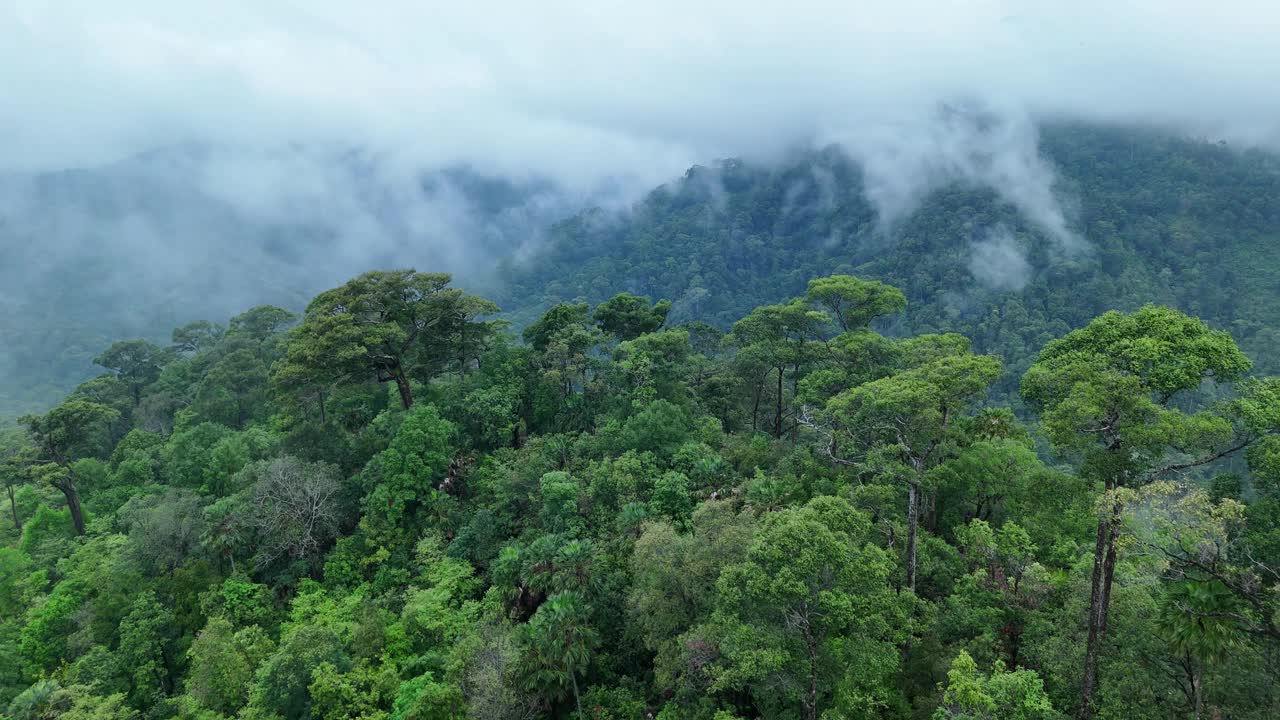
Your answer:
1,0 -> 1278,372
968,226 -> 1032,292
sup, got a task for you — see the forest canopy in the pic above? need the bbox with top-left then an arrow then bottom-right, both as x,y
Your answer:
2,264 -> 1280,720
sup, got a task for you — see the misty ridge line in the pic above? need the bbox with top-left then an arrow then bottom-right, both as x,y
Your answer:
4,112 -> 1272,420
2,106 -> 1083,319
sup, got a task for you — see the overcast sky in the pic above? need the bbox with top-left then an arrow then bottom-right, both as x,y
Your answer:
4,1 -> 1278,186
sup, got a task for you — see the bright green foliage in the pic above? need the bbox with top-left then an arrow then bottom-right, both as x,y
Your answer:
116,591 -> 177,709
391,671 -> 464,720
805,275 -> 907,332
649,471 -> 693,523
360,404 -> 455,538
276,270 -> 497,410
247,624 -> 350,720
1021,305 -> 1252,483
308,661 -> 398,720
19,580 -> 85,674
934,651 -> 1060,720
1157,580 -> 1244,668
6,265 -> 1280,720
185,616 -> 274,715
708,497 -> 902,719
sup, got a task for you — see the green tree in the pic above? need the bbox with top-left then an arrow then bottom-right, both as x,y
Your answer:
227,305 -> 296,342
247,624 -> 350,720
360,404 -> 455,537
185,616 -> 273,715
21,399 -> 120,534
710,497 -> 901,720
171,320 -> 225,356
520,592 -> 599,719
0,432 -> 34,532
194,348 -> 269,428
1157,580 -> 1244,720
94,340 -> 169,406
804,275 -> 906,333
593,293 -> 672,341
934,651 -> 1060,720
822,341 -> 1001,591
1021,306 -> 1268,719
276,270 -> 495,410
117,591 -> 177,709
728,299 -> 827,438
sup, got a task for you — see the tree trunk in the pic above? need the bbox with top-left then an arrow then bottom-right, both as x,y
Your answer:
791,372 -> 801,442
751,380 -> 762,432
1080,496 -> 1121,720
905,480 -> 920,593
775,366 -> 785,438
925,489 -> 938,533
459,323 -> 468,382
57,479 -> 86,536
570,670 -> 584,720
7,486 -> 19,532
804,620 -> 819,720
393,367 -> 413,409
1191,657 -> 1203,720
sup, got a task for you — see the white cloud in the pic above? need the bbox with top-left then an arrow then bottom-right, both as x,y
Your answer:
1,0 -> 1276,327
3,1 -> 1277,179
969,226 -> 1032,292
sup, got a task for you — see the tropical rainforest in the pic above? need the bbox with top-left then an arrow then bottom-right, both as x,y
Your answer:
3,125 -> 1280,720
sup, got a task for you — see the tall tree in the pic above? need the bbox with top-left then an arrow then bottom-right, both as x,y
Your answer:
592,293 -> 671,341
822,339 -> 1000,591
21,399 -> 120,535
804,275 -> 906,333
1020,305 -> 1271,720
729,299 -> 827,438
94,340 -> 169,406
710,497 -> 899,720
275,270 -> 495,410
520,591 -> 599,719
0,429 -> 35,532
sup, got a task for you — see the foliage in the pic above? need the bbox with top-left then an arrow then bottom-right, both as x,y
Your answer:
3,259 -> 1279,720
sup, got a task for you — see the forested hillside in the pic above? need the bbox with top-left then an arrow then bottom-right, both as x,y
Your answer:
499,124 -> 1280,399
0,154 -> 570,421
2,264 -> 1280,719
8,126 -> 1280,422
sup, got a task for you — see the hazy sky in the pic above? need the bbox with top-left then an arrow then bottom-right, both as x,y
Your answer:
2,1 -> 1278,409
4,1 -> 1278,185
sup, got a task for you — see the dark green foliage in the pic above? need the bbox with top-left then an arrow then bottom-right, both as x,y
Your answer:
5,137 -> 1280,720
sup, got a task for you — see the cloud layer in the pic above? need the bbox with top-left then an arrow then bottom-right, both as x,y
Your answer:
4,1 -> 1278,180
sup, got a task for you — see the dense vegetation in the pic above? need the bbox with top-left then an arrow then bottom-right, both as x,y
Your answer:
8,126 -> 1280,424
3,264 -> 1280,720
499,124 -> 1280,402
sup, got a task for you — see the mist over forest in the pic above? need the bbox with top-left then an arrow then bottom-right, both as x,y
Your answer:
3,4 -> 1280,720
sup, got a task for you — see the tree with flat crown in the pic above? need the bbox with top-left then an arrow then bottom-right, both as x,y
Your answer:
1020,304 -> 1277,720
275,270 -> 497,410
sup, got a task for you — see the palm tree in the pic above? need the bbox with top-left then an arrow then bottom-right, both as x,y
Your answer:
1157,580 -> 1244,720
519,592 -> 599,719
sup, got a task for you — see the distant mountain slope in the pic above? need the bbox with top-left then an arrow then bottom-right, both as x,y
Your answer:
5,124 -> 1279,419
499,124 -> 1280,397
0,149 -> 576,419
